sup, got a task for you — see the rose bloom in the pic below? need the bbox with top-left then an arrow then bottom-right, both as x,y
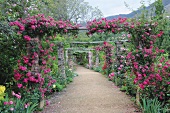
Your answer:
10,108 -> 14,111
4,101 -> 8,105
9,101 -> 13,105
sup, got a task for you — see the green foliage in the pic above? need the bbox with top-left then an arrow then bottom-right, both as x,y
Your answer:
67,77 -> 73,83
65,68 -> 74,83
113,76 -> 124,87
154,0 -> 165,17
124,75 -> 137,96
0,0 -> 39,21
52,83 -> 64,92
93,66 -> 102,72
51,59 -> 58,76
52,66 -> 76,92
74,32 -> 91,42
0,21 -> 24,85
120,85 -> 128,92
22,88 -> 40,106
74,52 -> 88,66
140,97 -> 168,113
39,0 -> 103,22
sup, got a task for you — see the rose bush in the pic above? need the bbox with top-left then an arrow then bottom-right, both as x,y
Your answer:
1,14 -> 80,112
87,17 -> 170,106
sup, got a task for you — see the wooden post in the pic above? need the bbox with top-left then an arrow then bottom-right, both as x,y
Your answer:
65,50 -> 68,64
136,86 -> 140,106
57,42 -> 66,82
39,99 -> 45,109
88,51 -> 93,69
95,51 -> 99,68
68,50 -> 74,69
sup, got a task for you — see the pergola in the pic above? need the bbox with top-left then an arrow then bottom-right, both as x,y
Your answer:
56,27 -> 128,79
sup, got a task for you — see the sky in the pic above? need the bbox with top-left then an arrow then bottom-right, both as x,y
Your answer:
84,0 -> 156,17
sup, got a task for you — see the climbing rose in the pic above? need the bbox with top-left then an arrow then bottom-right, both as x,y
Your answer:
9,101 -> 13,105
17,83 -> 23,88
31,25 -> 36,30
14,73 -> 22,80
23,35 -> 31,41
12,91 -> 15,96
23,78 -> 28,83
109,72 -> 115,80
4,102 -> 8,105
15,94 -> 21,99
103,41 -> 108,45
19,66 -> 27,71
139,83 -> 145,89
10,108 -> 14,111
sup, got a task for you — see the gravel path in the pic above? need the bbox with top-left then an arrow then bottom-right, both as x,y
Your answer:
41,65 -> 140,113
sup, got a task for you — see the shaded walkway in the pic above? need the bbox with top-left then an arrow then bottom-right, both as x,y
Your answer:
41,65 -> 139,113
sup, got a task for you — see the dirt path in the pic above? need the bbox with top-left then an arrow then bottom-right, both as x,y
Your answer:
41,65 -> 140,113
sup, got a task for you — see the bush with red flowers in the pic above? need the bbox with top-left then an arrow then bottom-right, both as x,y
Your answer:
87,17 -> 170,106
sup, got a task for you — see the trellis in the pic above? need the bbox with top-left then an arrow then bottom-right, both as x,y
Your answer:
65,48 -> 95,69
57,27 -> 128,80
68,40 -> 128,69
70,41 -> 105,69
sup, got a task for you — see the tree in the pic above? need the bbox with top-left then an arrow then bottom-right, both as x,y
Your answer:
39,0 -> 103,23
0,0 -> 39,21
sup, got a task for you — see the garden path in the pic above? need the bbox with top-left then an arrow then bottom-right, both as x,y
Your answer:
41,65 -> 140,113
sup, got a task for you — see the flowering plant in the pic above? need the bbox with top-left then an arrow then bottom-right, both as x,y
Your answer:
10,14 -> 79,40
95,42 -> 114,75
13,37 -> 57,99
87,17 -> 170,104
0,86 -> 5,101
9,14 -> 79,100
0,91 -> 38,113
87,17 -> 127,35
108,72 -> 115,80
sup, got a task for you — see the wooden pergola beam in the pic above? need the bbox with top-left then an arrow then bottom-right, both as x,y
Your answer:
71,40 -> 129,44
67,27 -> 87,30
66,48 -> 95,51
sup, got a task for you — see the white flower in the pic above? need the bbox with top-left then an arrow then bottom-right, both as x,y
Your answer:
53,84 -> 56,88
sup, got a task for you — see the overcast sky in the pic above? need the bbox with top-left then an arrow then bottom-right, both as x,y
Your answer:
84,0 -> 156,17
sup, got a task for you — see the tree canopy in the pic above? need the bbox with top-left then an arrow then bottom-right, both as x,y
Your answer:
39,0 -> 103,23
0,0 -> 103,23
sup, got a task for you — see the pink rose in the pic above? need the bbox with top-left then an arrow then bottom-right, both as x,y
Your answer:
23,35 -> 31,41
4,102 -> 8,105
17,83 -> 23,88
9,101 -> 13,105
